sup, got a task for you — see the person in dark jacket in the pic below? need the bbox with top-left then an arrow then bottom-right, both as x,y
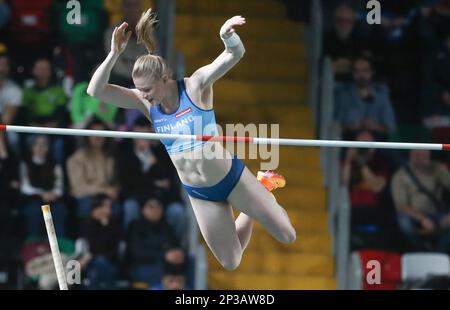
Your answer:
19,135 -> 67,238
0,133 -> 20,238
79,194 -> 122,289
118,116 -> 186,238
126,196 -> 181,287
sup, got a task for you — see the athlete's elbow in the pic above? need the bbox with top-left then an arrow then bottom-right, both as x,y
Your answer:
86,87 -> 94,97
230,46 -> 245,60
86,84 -> 96,97
237,47 -> 245,59
87,84 -> 103,98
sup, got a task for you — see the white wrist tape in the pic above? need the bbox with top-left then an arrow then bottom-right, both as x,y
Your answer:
222,33 -> 241,48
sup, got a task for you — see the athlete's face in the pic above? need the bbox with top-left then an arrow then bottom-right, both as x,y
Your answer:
134,75 -> 166,105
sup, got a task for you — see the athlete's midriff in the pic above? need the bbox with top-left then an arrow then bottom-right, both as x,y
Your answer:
170,142 -> 234,187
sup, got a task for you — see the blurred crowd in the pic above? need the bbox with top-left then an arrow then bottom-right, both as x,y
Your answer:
323,1 -> 450,255
2,0 -> 449,290
0,0 -> 192,290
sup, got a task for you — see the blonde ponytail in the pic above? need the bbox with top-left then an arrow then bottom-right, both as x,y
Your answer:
135,8 -> 158,54
132,8 -> 172,80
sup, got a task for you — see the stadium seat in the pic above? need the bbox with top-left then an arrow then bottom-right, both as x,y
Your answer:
401,253 -> 450,282
348,250 -> 401,290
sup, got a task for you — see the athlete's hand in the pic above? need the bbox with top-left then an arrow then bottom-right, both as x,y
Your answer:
111,22 -> 132,54
220,16 -> 246,39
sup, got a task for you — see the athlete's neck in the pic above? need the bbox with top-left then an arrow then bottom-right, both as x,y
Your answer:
159,80 -> 179,114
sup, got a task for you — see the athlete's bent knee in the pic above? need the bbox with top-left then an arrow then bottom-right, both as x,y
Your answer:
281,226 -> 296,244
220,254 -> 242,271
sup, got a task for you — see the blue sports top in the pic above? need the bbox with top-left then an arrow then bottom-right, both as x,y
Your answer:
149,79 -> 219,155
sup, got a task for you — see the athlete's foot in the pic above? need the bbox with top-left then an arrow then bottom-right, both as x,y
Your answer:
257,170 -> 286,192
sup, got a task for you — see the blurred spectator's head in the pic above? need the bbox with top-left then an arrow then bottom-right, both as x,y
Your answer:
355,130 -> 376,157
30,135 -> 50,160
90,194 -> 112,221
122,0 -> 144,26
32,58 -> 52,86
333,4 -> 355,39
84,118 -> 111,153
353,56 -> 374,87
409,149 -> 431,169
0,53 -> 10,81
132,116 -> 154,150
161,262 -> 187,290
165,248 -> 186,265
141,197 -> 163,222
355,130 -> 375,142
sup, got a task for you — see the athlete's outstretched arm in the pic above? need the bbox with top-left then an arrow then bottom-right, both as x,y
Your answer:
87,22 -> 149,117
189,16 -> 246,90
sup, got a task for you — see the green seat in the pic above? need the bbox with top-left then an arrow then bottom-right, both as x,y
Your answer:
390,124 -> 432,144
388,124 -> 432,161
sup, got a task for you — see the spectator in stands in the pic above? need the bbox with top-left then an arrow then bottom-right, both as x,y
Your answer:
22,58 -> 68,163
323,4 -> 370,82
8,0 -> 55,77
373,0 -> 417,44
421,31 -> 450,128
0,54 -> 21,124
19,135 -> 67,238
70,65 -> 118,129
420,0 -> 450,51
53,0 -> 108,83
0,1 -> 9,31
341,131 -> 391,206
126,197 -> 181,287
368,1 -> 431,124
104,0 -> 151,130
66,118 -> 120,219
104,0 -> 147,87
22,58 -> 67,126
117,117 -> 186,235
334,55 -> 397,140
0,132 -> 20,238
391,149 -> 450,252
151,261 -> 189,290
0,53 -> 22,154
79,194 -> 122,290
341,130 -> 397,249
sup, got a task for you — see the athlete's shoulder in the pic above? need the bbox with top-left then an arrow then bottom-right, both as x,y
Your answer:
183,76 -> 201,93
